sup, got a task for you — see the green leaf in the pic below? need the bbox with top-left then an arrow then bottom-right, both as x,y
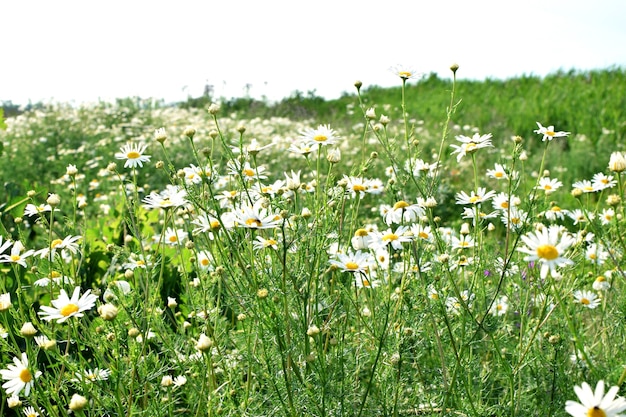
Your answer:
0,108 -> 6,130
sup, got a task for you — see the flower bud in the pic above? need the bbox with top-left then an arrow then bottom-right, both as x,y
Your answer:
69,394 -> 88,412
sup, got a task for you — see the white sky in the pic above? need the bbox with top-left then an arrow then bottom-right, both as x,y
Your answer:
2,0 -> 625,105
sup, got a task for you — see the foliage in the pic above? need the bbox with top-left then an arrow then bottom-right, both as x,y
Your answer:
0,68 -> 625,417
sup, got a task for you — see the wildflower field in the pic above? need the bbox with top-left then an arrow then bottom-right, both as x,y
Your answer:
1,67 -> 626,417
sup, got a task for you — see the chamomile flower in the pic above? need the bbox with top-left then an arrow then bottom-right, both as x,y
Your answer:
608,152 -> 626,173
370,226 -> 413,251
534,122 -> 570,142
450,133 -> 494,163
253,236 -> 279,251
351,229 -> 373,250
486,163 -> 509,180
300,124 -> 340,148
142,185 -> 188,209
156,227 -> 188,246
536,177 -> 563,194
0,353 -> 41,397
194,250 -> 215,271
573,290 -> 601,309
23,406 -> 43,417
572,179 -> 595,193
390,64 -> 423,80
38,287 -> 98,323
455,187 -> 497,205
329,250 -> 374,274
383,200 -> 425,225
490,296 -> 509,316
115,143 -> 151,168
74,368 -> 111,383
0,293 -> 12,311
593,274 -> 611,291
592,172 -> 617,191
0,241 -> 35,267
35,235 -> 82,260
599,208 -> 615,225
23,203 -> 52,217
517,225 -> 575,279
231,201 -> 282,229
585,243 -> 609,265
565,380 -> 626,417
0,236 -> 13,254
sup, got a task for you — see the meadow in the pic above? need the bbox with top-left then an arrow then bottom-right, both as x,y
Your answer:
1,66 -> 626,416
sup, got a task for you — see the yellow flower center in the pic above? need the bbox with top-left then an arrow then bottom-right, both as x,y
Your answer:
393,201 -> 409,210
398,71 -> 412,78
546,130 -> 555,137
418,232 -> 429,239
345,262 -> 359,270
168,235 -> 178,243
136,260 -> 146,266
127,151 -> 141,159
586,407 -> 606,417
500,201 -> 509,209
544,184 -> 553,190
465,142 -> 478,152
266,239 -> 278,246
50,271 -> 62,278
354,229 -> 369,237
580,298 -> 590,305
536,244 -> 559,260
246,218 -> 262,228
352,184 -> 366,192
19,368 -> 32,383
362,278 -> 371,287
596,276 -> 606,282
469,195 -> 481,204
243,169 -> 255,177
382,233 -> 398,242
60,303 -> 79,317
10,255 -> 21,262
495,172 -> 504,178
210,220 -> 221,229
313,135 -> 328,142
51,238 -> 63,248
551,206 -> 561,212
201,258 -> 210,266
511,217 -> 521,224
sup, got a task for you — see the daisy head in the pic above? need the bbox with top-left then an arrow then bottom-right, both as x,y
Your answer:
517,225 -> 575,279
0,352 -> 42,397
534,122 -> 570,142
390,64 -> 423,81
38,287 -> 98,323
115,143 -> 151,169
573,290 -> 601,309
300,124 -> 340,147
565,380 -> 626,417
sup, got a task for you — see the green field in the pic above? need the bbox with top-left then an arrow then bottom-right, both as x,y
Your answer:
1,67 -> 626,416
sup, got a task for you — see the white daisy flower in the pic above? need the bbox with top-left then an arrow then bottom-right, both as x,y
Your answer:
38,287 -> 98,323
565,380 -> 626,417
0,353 -> 41,397
517,225 -> 575,279
573,290 -> 601,309
115,143 -> 151,168
534,122 -> 570,142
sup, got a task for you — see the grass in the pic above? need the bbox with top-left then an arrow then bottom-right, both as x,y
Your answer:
0,66 -> 625,417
